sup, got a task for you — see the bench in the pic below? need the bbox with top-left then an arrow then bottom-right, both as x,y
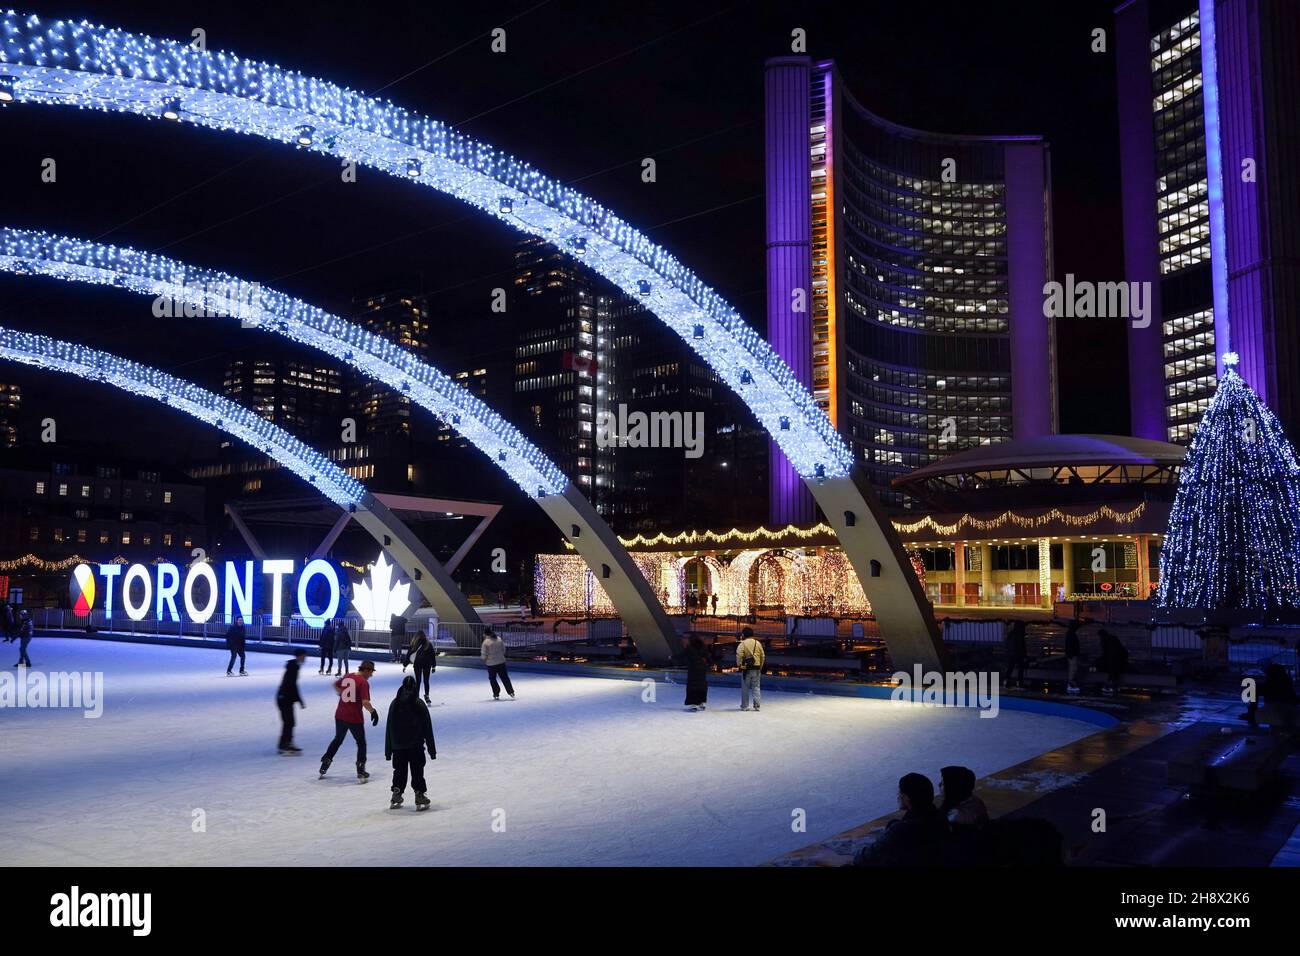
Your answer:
761,654 -> 863,674
536,642 -> 628,661
1167,728 -> 1288,795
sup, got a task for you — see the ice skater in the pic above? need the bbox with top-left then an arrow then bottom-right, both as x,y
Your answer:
225,615 -> 247,676
320,659 -> 378,782
682,634 -> 710,711
277,650 -> 307,754
333,617 -> 353,675
385,675 -> 437,811
480,627 -> 515,700
14,610 -> 33,667
318,619 -> 336,675
736,626 -> 765,711
405,629 -> 437,704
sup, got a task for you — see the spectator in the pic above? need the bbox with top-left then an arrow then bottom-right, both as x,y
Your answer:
736,626 -> 765,712
938,765 -> 988,829
1246,662 -> 1298,729
852,773 -> 948,867
711,593 -> 719,616
1063,619 -> 1082,695
1003,619 -> 1028,688
225,615 -> 247,677
480,627 -> 515,700
1096,628 -> 1129,696
682,634 -> 710,711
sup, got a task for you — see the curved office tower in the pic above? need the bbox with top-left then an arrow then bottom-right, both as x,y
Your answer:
765,57 -> 1055,519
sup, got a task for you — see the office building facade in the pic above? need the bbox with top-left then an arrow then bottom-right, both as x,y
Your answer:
765,56 -> 1055,519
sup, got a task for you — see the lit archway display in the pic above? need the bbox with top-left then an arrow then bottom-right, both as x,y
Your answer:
0,325 -> 479,625
0,10 -> 943,669
0,226 -> 679,663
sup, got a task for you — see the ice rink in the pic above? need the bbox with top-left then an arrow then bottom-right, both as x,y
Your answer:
1,638 -> 1100,866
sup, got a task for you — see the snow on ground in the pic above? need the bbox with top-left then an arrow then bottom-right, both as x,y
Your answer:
0,638 -> 1098,866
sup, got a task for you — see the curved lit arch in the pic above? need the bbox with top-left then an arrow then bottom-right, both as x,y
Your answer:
0,226 -> 680,663
0,325 -> 480,625
0,11 -> 943,669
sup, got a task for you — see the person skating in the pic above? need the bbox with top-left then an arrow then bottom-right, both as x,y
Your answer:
318,619 -> 336,675
277,650 -> 307,754
736,626 -> 765,711
480,627 -> 514,700
682,634 -> 710,711
225,615 -> 247,676
333,617 -> 353,675
14,610 -> 33,667
385,675 -> 437,811
405,629 -> 437,704
320,659 -> 378,781
1003,619 -> 1028,688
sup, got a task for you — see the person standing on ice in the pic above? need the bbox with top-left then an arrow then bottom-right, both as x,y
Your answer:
277,650 -> 307,754
333,617 -> 353,675
405,629 -> 437,704
320,659 -> 378,782
480,627 -> 515,700
682,634 -> 710,711
388,613 -> 407,664
318,619 -> 336,675
385,675 -> 437,811
225,615 -> 247,676
736,626 -> 765,711
14,610 -> 33,668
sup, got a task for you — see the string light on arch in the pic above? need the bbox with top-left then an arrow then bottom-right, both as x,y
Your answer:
0,9 -> 852,482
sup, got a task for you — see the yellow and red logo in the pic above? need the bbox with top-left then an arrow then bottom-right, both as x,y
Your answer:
70,563 -> 96,617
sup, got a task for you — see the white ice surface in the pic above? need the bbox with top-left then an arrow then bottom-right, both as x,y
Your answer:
0,638 -> 1098,866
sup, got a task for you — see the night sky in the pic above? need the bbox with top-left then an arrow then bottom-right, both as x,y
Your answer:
0,0 -> 1130,467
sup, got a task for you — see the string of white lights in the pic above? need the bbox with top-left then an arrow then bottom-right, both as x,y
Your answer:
0,325 -> 366,507
0,225 -> 568,497
0,9 -> 853,481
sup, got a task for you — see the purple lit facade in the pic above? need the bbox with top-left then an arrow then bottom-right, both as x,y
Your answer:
1117,0 -> 1300,443
764,57 -> 1055,520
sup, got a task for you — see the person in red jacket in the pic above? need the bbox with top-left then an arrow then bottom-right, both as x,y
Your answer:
319,659 -> 378,782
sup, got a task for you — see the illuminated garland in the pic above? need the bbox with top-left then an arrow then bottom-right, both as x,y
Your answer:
0,327 -> 365,507
0,553 -> 130,572
0,10 -> 851,482
1157,360 -> 1300,610
892,504 -> 1147,537
604,505 -> 1149,551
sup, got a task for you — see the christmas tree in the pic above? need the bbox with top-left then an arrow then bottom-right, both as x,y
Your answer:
1157,353 -> 1300,611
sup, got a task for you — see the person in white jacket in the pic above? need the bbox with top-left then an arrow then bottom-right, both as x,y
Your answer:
480,627 -> 515,700
736,626 -> 765,711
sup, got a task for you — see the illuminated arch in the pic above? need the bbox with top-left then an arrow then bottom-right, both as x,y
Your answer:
0,325 -> 480,625
0,226 -> 679,664
0,11 -> 943,669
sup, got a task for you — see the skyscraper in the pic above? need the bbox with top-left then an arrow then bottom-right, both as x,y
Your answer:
764,56 -> 1055,519
1117,0 -> 1300,443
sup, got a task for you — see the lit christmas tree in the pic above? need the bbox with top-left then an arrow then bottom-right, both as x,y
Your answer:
1157,353 -> 1300,611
